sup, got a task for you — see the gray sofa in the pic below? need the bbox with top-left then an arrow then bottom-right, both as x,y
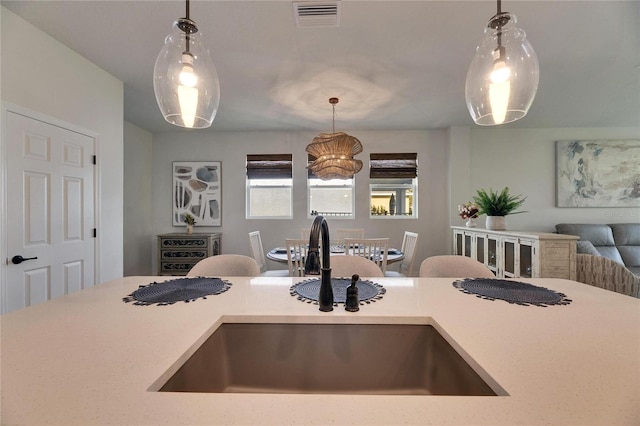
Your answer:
556,223 -> 640,298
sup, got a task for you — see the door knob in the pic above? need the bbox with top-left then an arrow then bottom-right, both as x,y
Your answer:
11,255 -> 38,265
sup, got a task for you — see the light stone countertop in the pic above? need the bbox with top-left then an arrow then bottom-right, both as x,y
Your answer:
1,275 -> 639,425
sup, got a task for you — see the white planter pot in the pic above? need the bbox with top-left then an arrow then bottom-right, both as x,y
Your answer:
486,216 -> 507,231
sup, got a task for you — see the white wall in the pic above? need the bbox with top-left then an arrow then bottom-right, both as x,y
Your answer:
463,127 -> 640,232
150,129 -> 451,275
124,122 -> 153,275
0,7 -> 124,283
148,125 -> 640,275
447,126 -> 473,227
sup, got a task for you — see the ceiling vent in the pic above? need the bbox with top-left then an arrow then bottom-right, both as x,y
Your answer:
293,1 -> 340,28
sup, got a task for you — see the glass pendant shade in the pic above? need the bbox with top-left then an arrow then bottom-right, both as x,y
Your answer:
153,19 -> 220,129
465,12 -> 539,126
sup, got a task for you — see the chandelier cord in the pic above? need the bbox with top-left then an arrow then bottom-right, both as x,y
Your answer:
332,103 -> 336,133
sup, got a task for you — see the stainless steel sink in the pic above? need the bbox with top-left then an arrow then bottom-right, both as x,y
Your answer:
159,322 -> 499,396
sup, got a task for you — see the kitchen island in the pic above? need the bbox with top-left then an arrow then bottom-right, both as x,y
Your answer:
1,275 -> 639,425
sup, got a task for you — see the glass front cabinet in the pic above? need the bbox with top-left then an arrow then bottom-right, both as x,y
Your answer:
451,226 -> 578,280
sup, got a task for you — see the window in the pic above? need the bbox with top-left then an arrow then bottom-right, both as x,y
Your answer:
308,155 -> 355,218
369,153 -> 417,218
246,154 -> 292,218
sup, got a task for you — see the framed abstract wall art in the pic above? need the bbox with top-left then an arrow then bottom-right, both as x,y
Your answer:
556,140 -> 640,207
173,161 -> 222,226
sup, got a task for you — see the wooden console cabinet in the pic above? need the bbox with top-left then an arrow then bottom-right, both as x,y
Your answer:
157,233 -> 221,276
451,226 -> 578,280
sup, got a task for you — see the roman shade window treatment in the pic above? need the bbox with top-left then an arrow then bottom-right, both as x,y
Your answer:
246,154 -> 293,179
369,153 -> 418,179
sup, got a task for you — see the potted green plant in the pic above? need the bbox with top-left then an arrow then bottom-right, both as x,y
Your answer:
473,187 -> 526,230
184,213 -> 196,235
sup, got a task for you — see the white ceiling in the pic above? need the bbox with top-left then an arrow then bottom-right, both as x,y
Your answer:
3,0 -> 639,133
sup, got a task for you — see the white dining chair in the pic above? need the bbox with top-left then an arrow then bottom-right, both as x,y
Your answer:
385,231 -> 419,277
344,238 -> 390,273
334,228 -> 365,241
330,256 -> 384,278
248,231 -> 289,277
187,254 -> 260,277
285,239 -> 309,277
419,255 -> 494,278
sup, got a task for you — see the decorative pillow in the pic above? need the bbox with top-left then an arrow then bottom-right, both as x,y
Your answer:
577,240 -> 601,256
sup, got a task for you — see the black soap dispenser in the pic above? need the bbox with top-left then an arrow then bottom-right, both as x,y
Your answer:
345,274 -> 360,312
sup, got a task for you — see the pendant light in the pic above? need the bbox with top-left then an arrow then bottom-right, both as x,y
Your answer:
153,0 -> 220,129
465,0 -> 539,125
306,98 -> 363,180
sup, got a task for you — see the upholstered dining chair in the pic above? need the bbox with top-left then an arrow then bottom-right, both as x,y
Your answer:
419,255 -> 494,278
330,255 -> 384,278
248,231 -> 289,277
187,254 -> 260,277
285,238 -> 309,277
344,238 -> 390,273
385,231 -> 419,277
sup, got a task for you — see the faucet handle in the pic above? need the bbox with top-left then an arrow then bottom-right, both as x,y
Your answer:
345,274 -> 360,312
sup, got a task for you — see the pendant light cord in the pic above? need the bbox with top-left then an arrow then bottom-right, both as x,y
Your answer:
495,0 -> 504,50
329,97 -> 339,133
180,0 -> 193,54
332,103 -> 336,133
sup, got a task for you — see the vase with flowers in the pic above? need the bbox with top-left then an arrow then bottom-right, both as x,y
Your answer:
473,187 -> 526,230
184,213 -> 196,235
458,201 -> 480,228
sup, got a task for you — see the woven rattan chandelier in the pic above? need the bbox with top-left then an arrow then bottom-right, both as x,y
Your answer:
306,98 -> 363,180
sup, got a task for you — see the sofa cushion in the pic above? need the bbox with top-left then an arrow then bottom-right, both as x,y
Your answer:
628,266 -> 640,275
577,240 -> 601,256
610,223 -> 640,269
556,223 -> 625,265
595,246 -> 626,265
555,224 -> 616,245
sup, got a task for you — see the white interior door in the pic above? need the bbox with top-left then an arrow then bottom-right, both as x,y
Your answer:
4,111 -> 95,313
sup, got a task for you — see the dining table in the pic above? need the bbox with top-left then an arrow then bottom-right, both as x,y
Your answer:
266,244 -> 405,264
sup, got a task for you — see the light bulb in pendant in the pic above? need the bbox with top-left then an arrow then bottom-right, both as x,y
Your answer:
179,52 -> 197,87
489,47 -> 510,124
178,52 -> 198,127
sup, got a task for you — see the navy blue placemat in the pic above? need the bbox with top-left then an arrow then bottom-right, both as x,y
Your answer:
453,278 -> 571,306
123,277 -> 231,306
290,278 -> 385,306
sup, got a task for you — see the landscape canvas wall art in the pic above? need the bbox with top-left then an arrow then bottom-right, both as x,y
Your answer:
173,161 -> 221,226
556,140 -> 640,207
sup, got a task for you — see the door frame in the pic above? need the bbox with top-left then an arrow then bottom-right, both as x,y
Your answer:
0,102 -> 101,313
